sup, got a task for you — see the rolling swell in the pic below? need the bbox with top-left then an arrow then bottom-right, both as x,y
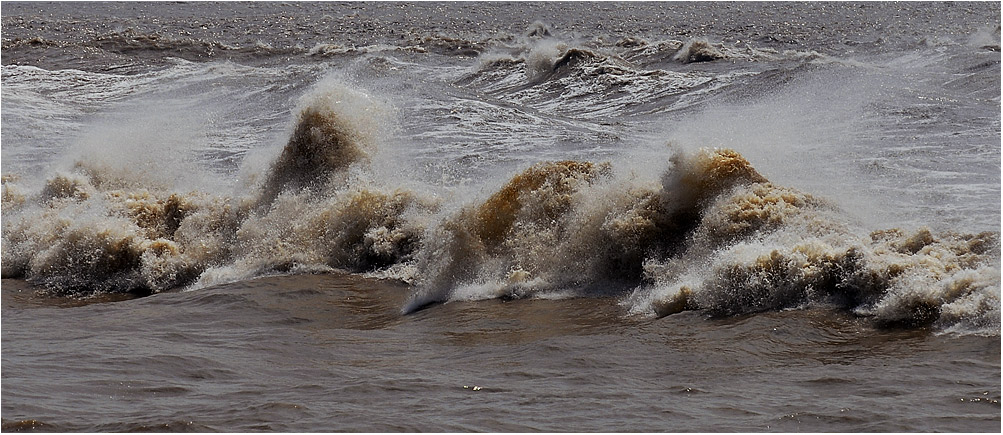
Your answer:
2,79 -> 999,334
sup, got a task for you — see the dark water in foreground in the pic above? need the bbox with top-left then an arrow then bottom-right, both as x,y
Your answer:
2,275 -> 999,432
2,1 -> 1001,431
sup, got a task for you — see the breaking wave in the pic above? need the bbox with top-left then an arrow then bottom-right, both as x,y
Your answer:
2,78 -> 998,335
1,82 -> 429,295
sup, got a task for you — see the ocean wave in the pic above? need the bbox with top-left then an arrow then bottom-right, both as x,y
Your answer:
397,147 -> 998,335
2,81 -> 409,294
454,27 -> 856,122
419,35 -> 487,56
463,39 -> 722,120
2,79 -> 998,334
88,28 -> 307,62
4,27 -> 303,68
613,35 -> 842,68
94,28 -> 237,55
1,36 -> 64,50
627,190 -> 999,333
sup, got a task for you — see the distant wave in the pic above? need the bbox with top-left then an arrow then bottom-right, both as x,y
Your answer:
2,20 -> 881,77
3,27 -> 299,66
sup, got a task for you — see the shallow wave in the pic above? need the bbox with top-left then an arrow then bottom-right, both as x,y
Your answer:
2,77 -> 998,334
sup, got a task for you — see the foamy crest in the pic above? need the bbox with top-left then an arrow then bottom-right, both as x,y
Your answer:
403,160 -> 618,312
2,175 -> 28,211
196,187 -> 436,288
524,40 -> 569,80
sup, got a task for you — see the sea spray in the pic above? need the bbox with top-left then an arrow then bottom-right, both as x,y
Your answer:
203,80 -> 438,286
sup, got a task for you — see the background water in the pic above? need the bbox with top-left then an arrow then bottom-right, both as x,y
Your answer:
2,1 -> 1000,432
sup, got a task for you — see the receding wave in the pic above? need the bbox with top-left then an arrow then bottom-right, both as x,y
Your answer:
1,79 -> 998,334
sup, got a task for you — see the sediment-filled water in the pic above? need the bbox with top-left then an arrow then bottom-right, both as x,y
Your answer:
2,2 -> 1000,431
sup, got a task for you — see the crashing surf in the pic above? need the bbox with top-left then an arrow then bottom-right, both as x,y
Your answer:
1,77 -> 998,335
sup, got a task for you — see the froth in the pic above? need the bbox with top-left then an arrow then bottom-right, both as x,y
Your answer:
197,187 -> 436,289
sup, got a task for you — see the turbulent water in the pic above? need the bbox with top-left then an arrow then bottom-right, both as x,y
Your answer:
2,1 -> 1001,432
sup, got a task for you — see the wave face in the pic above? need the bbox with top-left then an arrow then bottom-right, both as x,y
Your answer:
2,3 -> 999,336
